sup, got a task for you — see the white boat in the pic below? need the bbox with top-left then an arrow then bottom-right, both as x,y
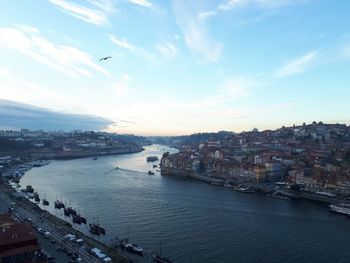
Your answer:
329,204 -> 350,216
121,241 -> 143,256
233,185 -> 255,193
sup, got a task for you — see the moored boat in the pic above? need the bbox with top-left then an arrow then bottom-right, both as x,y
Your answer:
64,207 -> 71,216
89,227 -> 100,235
54,200 -> 65,209
89,223 -> 106,235
233,185 -> 255,193
153,255 -> 174,263
26,185 -> 34,193
72,214 -> 81,224
329,204 -> 350,216
153,241 -> 173,263
34,192 -> 40,203
32,160 -> 50,167
147,156 -> 159,162
121,241 -> 143,256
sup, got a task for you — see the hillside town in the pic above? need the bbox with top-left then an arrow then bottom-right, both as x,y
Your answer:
160,122 -> 350,198
0,129 -> 148,172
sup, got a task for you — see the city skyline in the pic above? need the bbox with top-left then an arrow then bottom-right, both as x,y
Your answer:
1,0 -> 350,135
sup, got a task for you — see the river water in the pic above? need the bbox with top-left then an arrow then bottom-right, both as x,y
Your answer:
20,144 -> 350,263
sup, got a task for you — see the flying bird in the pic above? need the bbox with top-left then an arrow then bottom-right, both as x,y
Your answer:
99,56 -> 112,61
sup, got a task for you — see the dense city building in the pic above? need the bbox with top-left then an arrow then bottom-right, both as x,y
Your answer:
161,122 -> 350,197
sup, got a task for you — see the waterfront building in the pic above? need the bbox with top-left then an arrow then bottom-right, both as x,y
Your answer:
0,214 -> 40,263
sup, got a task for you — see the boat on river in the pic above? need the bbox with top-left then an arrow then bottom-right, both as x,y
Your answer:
64,207 -> 71,216
153,255 -> 174,263
34,192 -> 40,203
32,160 -> 50,167
89,223 -> 106,235
153,241 -> 173,263
121,240 -> 143,256
147,156 -> 158,162
329,204 -> 350,216
233,185 -> 255,193
72,214 -> 81,224
54,200 -> 65,209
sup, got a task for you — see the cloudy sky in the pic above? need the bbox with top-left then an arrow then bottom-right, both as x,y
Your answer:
1,0 -> 350,135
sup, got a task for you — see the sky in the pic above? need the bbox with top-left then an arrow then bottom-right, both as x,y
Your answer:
0,0 -> 350,136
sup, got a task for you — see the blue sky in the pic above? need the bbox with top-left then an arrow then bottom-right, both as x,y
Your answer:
0,0 -> 349,135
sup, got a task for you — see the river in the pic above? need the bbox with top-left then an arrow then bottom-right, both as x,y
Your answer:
20,144 -> 350,263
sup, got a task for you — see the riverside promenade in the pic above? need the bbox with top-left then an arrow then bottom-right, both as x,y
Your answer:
0,182 -> 130,263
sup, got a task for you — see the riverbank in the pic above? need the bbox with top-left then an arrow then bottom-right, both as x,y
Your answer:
13,144 -> 350,263
160,169 -> 350,206
0,182 -> 129,263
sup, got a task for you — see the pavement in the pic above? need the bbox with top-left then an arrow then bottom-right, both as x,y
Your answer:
0,188 -> 103,263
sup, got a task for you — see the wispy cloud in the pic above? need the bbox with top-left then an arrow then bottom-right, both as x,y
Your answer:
0,26 -> 110,78
197,11 -> 217,21
128,0 -> 152,8
218,0 -> 306,11
110,74 -> 131,94
218,0 -> 246,11
172,0 -> 223,63
108,34 -> 154,61
48,0 -> 115,26
106,76 -> 260,135
0,68 -> 87,112
156,42 -> 178,59
275,51 -> 319,77
191,77 -> 252,109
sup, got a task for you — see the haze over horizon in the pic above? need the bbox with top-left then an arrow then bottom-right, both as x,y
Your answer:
1,0 -> 350,136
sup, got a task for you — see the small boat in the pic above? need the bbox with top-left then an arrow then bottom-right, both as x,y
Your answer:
79,215 -> 87,224
89,227 -> 100,235
92,157 -> 98,160
153,255 -> 174,263
54,200 -> 65,209
32,160 -> 50,167
153,241 -> 173,263
148,171 -> 155,175
34,192 -> 40,203
66,207 -> 77,216
26,185 -> 34,193
121,241 -> 143,256
329,204 -> 350,216
64,208 -> 71,216
147,156 -> 158,162
72,214 -> 81,224
233,185 -> 255,193
89,223 -> 106,235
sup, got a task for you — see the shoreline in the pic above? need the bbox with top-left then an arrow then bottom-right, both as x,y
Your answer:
160,170 -> 350,206
33,147 -> 145,161
0,182 -> 129,262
